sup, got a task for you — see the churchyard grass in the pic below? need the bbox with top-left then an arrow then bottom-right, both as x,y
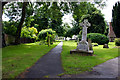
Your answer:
61,40 -> 118,74
2,42 -> 60,78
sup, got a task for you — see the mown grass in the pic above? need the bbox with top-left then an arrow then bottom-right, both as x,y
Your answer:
2,42 -> 60,78
61,40 -> 119,74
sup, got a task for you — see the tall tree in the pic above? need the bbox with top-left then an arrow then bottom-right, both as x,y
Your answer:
31,2 -> 50,31
112,1 -> 120,38
48,2 -> 64,36
81,11 -> 106,34
15,2 -> 28,44
2,2 -> 8,47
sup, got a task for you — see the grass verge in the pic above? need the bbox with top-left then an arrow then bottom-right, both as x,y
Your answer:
2,42 -> 59,78
61,40 -> 118,74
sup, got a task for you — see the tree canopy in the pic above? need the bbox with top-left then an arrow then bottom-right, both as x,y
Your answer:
2,1 -> 107,46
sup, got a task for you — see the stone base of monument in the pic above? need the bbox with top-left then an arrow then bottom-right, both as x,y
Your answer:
70,49 -> 94,56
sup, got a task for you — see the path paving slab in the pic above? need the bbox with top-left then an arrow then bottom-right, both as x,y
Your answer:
19,42 -> 64,78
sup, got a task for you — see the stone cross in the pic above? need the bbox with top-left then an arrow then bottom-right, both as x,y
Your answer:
80,19 -> 91,41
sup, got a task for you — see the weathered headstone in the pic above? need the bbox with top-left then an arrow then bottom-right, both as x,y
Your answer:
88,39 -> 93,50
103,44 -> 109,48
70,19 -> 94,56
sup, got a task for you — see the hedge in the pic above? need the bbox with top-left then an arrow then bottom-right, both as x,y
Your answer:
77,33 -> 109,45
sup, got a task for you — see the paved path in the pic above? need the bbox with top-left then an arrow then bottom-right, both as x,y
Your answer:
60,57 -> 119,78
19,42 -> 64,78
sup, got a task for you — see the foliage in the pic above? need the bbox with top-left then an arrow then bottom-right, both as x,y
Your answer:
112,1 -> 120,38
77,34 -> 82,41
30,2 -> 50,31
21,26 -> 38,39
3,21 -> 18,36
48,2 -> 64,36
67,2 -> 89,36
114,38 -> 120,46
80,11 -> 106,34
87,33 -> 109,45
66,2 -> 106,37
61,41 -> 118,74
27,2 -> 66,36
64,29 -> 73,38
2,42 -> 60,78
2,1 -> 107,44
37,29 -> 56,40
62,23 -> 71,37
46,32 -> 55,46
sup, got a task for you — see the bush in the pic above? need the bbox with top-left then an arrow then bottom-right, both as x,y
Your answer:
21,26 -> 38,40
37,29 -> 56,40
3,21 -> 17,36
77,35 -> 82,41
87,33 -> 109,45
114,38 -> 120,46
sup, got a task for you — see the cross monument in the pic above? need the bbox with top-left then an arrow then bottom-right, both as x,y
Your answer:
77,19 -> 91,51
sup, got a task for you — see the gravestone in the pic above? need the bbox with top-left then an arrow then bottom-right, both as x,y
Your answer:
103,44 -> 109,48
88,39 -> 93,50
70,19 -> 94,56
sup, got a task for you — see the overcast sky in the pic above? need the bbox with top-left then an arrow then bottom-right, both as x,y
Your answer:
2,0 -> 120,27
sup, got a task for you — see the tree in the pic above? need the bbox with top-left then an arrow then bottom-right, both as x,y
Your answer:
15,2 -> 28,44
81,11 -> 106,34
67,2 -> 106,36
48,2 -> 64,36
30,2 -> 50,31
2,2 -> 8,47
3,2 -> 28,44
112,1 -> 120,38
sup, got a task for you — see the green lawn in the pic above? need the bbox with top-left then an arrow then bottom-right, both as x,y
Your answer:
61,41 -> 118,74
2,42 -> 60,78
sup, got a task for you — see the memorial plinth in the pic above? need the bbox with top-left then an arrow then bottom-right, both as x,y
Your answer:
70,49 -> 93,56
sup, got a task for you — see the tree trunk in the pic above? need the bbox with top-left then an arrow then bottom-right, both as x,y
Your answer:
15,2 -> 28,44
2,2 -> 8,10
1,2 -> 8,47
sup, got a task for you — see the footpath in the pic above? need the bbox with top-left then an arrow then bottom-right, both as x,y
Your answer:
18,42 -> 64,78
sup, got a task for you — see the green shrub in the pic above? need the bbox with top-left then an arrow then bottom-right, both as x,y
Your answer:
114,38 -> 120,46
37,29 -> 56,40
87,33 -> 109,45
21,26 -> 38,40
77,35 -> 82,41
3,21 -> 17,36
77,33 -> 109,45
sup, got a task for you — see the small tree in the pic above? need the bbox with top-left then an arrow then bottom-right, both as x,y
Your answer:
37,29 -> 56,40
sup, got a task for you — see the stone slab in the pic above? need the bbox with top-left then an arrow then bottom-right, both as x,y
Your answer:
70,49 -> 93,56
